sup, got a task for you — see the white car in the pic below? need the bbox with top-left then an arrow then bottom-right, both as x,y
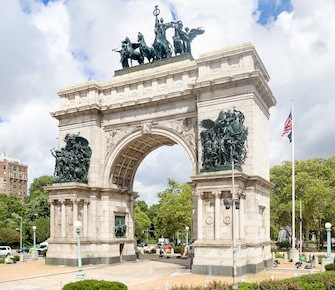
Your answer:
0,246 -> 12,257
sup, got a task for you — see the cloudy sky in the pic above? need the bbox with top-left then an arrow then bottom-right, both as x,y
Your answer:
0,0 -> 334,205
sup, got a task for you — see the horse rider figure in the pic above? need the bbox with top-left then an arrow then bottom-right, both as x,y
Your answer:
154,15 -> 173,59
172,20 -> 184,55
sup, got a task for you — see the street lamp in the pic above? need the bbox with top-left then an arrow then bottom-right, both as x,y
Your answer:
16,216 -> 23,250
325,222 -> 332,265
223,159 -> 240,290
32,225 -> 38,260
74,220 -> 85,280
185,226 -> 189,246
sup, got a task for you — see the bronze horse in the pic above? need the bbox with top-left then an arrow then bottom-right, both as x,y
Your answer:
137,32 -> 156,63
123,37 -> 144,66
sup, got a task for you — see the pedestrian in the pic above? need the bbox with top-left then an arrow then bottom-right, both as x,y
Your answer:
4,253 -> 14,264
312,254 -> 315,267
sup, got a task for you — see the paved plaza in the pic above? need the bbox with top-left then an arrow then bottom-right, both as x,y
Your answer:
0,256 -> 319,290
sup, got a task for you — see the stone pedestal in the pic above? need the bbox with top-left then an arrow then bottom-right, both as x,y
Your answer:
45,183 -> 137,266
191,172 -> 272,276
289,248 -> 299,262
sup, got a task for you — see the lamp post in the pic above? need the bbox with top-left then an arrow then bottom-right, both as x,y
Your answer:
32,225 -> 38,260
223,159 -> 240,290
185,226 -> 189,246
325,222 -> 332,265
231,159 -> 238,290
74,220 -> 85,280
16,216 -> 23,250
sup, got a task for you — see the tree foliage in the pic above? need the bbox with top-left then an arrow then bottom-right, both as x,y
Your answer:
270,156 -> 335,249
0,175 -> 52,247
134,205 -> 151,241
27,175 -> 53,202
136,200 -> 149,213
153,178 -> 192,240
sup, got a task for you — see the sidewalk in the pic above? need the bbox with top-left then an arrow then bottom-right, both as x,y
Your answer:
0,258 -> 320,290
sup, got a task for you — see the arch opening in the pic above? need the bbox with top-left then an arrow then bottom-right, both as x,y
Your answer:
134,145 -> 192,205
108,132 -> 194,191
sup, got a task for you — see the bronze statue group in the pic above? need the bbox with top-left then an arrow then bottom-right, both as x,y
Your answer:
51,134 -> 92,183
200,109 -> 248,172
114,5 -> 204,69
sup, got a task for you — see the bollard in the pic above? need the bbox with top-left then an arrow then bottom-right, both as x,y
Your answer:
163,281 -> 170,290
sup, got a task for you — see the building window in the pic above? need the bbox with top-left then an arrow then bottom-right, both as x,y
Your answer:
115,216 -> 126,238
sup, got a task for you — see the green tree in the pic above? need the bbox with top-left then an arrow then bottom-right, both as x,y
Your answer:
0,200 -> 9,227
31,216 -> 50,244
134,206 -> 151,242
26,175 -> 53,202
0,227 -> 19,247
25,191 -> 50,220
153,179 -> 192,241
136,200 -> 149,213
270,156 -> 335,250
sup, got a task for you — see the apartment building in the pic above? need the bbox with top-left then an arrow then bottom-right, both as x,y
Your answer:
0,152 -> 28,200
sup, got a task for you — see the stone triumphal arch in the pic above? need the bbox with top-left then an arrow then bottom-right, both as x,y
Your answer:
46,43 -> 276,276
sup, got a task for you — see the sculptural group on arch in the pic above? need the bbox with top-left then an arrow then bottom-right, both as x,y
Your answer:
51,134 -> 92,183
114,5 -> 204,69
200,109 -> 248,172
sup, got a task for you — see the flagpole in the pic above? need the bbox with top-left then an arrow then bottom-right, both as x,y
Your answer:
291,99 -> 296,256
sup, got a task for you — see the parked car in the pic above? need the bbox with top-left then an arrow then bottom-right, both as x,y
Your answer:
138,242 -> 147,247
17,247 -> 30,253
0,246 -> 12,257
37,244 -> 48,255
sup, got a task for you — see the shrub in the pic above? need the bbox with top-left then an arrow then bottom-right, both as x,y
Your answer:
63,279 -> 127,290
275,252 -> 284,259
171,271 -> 335,290
0,256 -> 20,263
173,246 -> 184,254
325,262 -> 335,271
276,240 -> 290,250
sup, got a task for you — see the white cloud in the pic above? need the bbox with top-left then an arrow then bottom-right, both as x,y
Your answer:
1,0 -> 335,204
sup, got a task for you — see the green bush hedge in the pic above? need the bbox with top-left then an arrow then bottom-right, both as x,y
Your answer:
325,262 -> 335,271
173,246 -> 184,254
63,279 -> 127,290
171,271 -> 335,289
276,240 -> 290,249
0,255 -> 19,263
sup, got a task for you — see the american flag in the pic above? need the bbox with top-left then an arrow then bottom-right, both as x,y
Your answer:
282,111 -> 292,142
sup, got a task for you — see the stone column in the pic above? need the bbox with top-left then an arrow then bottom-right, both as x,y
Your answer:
49,199 -> 55,239
214,191 -> 221,240
238,195 -> 244,240
128,195 -> 135,239
196,192 -> 203,240
83,200 -> 89,237
61,199 -> 67,238
89,193 -> 97,238
73,199 -> 78,237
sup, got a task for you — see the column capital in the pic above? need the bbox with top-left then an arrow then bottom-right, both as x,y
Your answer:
195,190 -> 203,198
60,198 -> 67,205
212,190 -> 222,198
